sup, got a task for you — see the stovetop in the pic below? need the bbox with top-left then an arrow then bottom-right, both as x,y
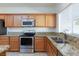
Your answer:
20,32 -> 35,37
20,35 -> 35,37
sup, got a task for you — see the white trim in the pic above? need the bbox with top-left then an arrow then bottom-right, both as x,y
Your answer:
58,3 -> 72,14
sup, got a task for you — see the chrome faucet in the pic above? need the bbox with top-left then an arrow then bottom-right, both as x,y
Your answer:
60,29 -> 69,49
63,29 -> 69,43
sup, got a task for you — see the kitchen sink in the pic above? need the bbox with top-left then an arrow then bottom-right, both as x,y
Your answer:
51,37 -> 64,43
55,40 -> 64,43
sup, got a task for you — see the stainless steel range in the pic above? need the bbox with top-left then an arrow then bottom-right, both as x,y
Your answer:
20,32 -> 35,53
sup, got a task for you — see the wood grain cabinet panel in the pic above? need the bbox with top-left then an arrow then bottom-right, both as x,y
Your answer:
5,15 -> 14,27
46,38 -> 58,56
9,36 -> 20,52
46,14 -> 56,27
0,14 -> 56,27
47,42 -> 54,56
14,15 -> 22,27
35,37 -> 45,52
0,15 -> 5,19
0,36 -> 9,45
28,14 -> 36,19
14,15 -> 29,27
35,15 -> 45,27
21,15 -> 29,19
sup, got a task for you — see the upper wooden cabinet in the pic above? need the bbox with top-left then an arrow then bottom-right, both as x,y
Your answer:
45,14 -> 56,27
28,14 -> 36,19
13,15 -> 31,27
0,15 -> 5,19
0,36 -> 9,45
14,15 -> 22,27
35,15 -> 45,27
9,36 -> 20,52
0,14 -> 56,27
5,15 -> 14,27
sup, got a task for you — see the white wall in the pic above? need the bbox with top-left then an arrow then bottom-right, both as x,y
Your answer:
57,4 -> 72,34
58,3 -> 79,35
72,4 -> 79,34
7,27 -> 56,33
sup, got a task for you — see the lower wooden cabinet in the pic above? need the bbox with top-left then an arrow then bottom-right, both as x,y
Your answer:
0,36 -> 9,45
35,36 -> 59,56
35,36 -> 45,52
47,42 -> 53,56
46,37 -> 58,56
0,51 -> 6,56
9,36 -> 20,52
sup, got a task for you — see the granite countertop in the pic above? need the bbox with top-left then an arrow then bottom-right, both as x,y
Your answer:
1,32 -> 79,56
0,32 -> 58,36
0,45 -> 9,53
47,36 -> 79,56
0,32 -> 23,36
35,32 -> 58,37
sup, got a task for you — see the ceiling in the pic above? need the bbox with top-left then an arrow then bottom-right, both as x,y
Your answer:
0,3 -> 58,7
0,3 -> 70,13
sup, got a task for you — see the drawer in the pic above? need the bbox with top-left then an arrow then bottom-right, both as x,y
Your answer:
35,36 -> 45,39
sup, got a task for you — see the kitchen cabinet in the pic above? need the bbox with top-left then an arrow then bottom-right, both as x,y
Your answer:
20,15 -> 29,19
28,14 -> 36,19
14,15 -> 31,27
5,15 -> 14,27
35,36 -> 45,52
57,51 -> 63,56
0,14 -> 56,27
46,37 -> 58,56
47,42 -> 54,56
35,15 -> 45,27
13,14 -> 46,27
0,36 -> 9,45
0,51 -> 6,56
46,14 -> 56,27
14,15 -> 21,27
9,36 -> 20,52
0,15 -> 5,20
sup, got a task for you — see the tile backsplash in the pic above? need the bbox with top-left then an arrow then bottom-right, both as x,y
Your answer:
7,27 -> 56,33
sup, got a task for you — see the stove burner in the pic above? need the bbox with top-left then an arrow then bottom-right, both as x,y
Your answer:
20,33 -> 35,37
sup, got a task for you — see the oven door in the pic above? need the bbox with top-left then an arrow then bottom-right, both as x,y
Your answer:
20,37 -> 34,49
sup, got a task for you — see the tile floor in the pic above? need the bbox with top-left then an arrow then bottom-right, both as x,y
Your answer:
6,52 -> 47,56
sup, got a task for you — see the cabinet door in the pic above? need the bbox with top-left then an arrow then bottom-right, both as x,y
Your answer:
0,36 -> 9,45
47,42 -> 53,56
46,14 -> 56,27
46,38 -> 57,56
20,15 -> 29,19
28,14 -> 36,19
10,36 -> 20,52
14,15 -> 22,27
5,15 -> 14,27
35,37 -> 45,52
0,15 -> 5,19
35,15 -> 45,27
51,44 -> 58,56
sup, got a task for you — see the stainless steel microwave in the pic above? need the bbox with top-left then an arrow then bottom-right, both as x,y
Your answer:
21,18 -> 35,27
